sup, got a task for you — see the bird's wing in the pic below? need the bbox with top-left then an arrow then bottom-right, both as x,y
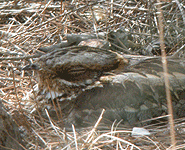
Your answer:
66,57 -> 185,127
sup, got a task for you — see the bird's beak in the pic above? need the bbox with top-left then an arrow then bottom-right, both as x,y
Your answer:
22,64 -> 39,70
22,64 -> 32,70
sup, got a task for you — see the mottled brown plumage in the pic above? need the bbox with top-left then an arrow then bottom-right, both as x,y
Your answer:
24,46 -> 128,101
24,46 -> 185,127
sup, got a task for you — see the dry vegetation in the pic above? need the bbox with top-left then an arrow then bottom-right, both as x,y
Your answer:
0,0 -> 185,149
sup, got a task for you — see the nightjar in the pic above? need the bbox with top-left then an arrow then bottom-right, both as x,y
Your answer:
24,46 -> 185,127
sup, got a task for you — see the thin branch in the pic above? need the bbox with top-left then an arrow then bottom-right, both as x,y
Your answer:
157,1 -> 176,149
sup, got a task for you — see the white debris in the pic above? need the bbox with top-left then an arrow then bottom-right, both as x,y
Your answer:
131,127 -> 151,137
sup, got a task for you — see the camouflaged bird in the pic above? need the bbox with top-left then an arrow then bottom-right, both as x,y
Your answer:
24,46 -> 185,127
24,46 -> 128,101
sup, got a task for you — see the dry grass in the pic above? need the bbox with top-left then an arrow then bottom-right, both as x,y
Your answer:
0,0 -> 185,149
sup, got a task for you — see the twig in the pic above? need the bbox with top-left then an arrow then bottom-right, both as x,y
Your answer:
171,44 -> 185,57
72,124 -> 78,150
32,128 -> 47,145
91,132 -> 141,150
85,109 -> 105,143
0,55 -> 40,60
45,109 -> 63,141
0,77 -> 20,82
174,0 -> 185,25
157,1 -> 176,149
